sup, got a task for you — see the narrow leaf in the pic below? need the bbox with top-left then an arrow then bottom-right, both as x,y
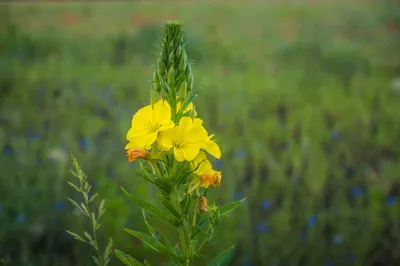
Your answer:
142,209 -> 156,236
144,260 -> 152,266
124,229 -> 180,261
159,196 -> 181,219
121,187 -> 179,226
104,238 -> 113,263
65,230 -> 87,243
67,181 -> 81,193
114,249 -> 143,266
207,246 -> 235,266
92,256 -> 99,265
219,198 -> 246,216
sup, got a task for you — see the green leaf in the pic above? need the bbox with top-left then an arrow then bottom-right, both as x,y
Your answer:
142,209 -> 156,237
121,187 -> 180,226
124,229 -> 181,262
144,260 -> 152,266
65,230 -> 87,243
207,246 -> 235,266
219,198 -> 246,216
114,249 -> 143,266
158,194 -> 181,219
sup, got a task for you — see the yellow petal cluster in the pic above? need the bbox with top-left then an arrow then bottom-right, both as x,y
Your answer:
125,99 -> 175,150
125,99 -> 222,190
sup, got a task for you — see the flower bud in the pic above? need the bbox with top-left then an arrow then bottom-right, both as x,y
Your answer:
126,148 -> 149,163
197,196 -> 208,214
153,70 -> 161,93
168,66 -> 175,86
168,51 -> 174,65
179,53 -> 187,72
157,57 -> 165,75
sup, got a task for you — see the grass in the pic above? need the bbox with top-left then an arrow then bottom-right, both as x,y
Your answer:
1,1 -> 400,266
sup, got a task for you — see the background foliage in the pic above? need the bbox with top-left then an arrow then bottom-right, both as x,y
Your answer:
1,1 -> 400,265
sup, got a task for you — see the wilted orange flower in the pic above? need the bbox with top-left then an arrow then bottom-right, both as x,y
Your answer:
197,196 -> 208,214
127,148 -> 149,163
200,171 -> 221,188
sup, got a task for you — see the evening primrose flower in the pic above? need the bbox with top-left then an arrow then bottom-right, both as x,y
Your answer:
126,99 -> 175,150
188,152 -> 222,193
194,118 -> 221,159
126,148 -> 149,163
157,116 -> 205,162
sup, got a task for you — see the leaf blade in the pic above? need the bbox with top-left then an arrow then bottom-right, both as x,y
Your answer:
207,246 -> 235,266
219,198 -> 246,216
114,249 -> 143,266
121,187 -> 179,226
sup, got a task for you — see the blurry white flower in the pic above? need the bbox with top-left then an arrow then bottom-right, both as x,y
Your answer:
47,147 -> 68,164
390,77 -> 400,92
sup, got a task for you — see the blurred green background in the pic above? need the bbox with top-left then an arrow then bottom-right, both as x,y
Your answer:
1,1 -> 400,265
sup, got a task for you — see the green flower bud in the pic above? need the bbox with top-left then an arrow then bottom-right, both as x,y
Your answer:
168,51 -> 175,65
153,70 -> 161,93
179,53 -> 187,72
187,73 -> 193,91
169,40 -> 175,52
168,66 -> 175,86
176,45 -> 182,58
179,82 -> 187,102
157,57 -> 165,75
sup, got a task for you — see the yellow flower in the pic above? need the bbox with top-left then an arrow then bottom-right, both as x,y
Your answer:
125,100 -> 175,150
157,117 -> 205,162
176,100 -> 197,116
188,152 -> 222,192
194,118 -> 221,159
126,148 -> 149,163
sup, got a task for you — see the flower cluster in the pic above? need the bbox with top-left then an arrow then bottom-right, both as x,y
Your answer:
125,98 -> 222,194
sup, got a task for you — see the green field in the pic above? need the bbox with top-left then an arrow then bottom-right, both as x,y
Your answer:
1,1 -> 400,266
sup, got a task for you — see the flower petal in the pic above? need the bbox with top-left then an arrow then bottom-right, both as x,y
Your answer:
204,140 -> 221,159
159,120 -> 175,132
182,142 -> 201,161
157,129 -> 175,151
174,147 -> 185,162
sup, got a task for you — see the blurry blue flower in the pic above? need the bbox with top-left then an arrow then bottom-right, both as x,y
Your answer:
257,223 -> 268,234
27,128 -> 41,142
79,138 -> 91,151
352,187 -> 363,198
284,141 -> 290,150
3,145 -> 14,156
222,103 -> 230,111
234,191 -> 243,201
325,260 -> 334,266
347,254 -> 356,263
261,200 -> 271,210
331,130 -> 340,141
108,170 -> 116,179
213,159 -> 223,170
56,201 -> 66,211
38,87 -> 46,97
333,207 -> 339,217
17,213 -> 26,224
333,234 -> 343,244
90,180 -> 98,190
386,195 -> 396,206
41,121 -> 50,131
307,214 -> 318,228
235,149 -> 246,159
300,231 -> 307,241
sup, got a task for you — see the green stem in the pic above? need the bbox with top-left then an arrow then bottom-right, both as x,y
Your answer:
172,187 -> 189,266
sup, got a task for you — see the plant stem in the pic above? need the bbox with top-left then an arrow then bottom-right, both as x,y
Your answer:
172,187 -> 189,266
